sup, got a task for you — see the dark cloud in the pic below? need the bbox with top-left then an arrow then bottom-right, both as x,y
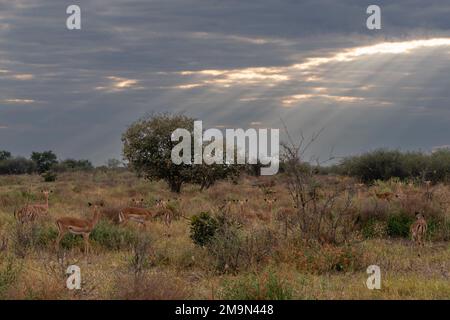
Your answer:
1,0 -> 450,164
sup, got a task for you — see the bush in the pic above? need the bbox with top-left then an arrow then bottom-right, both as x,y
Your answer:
42,171 -> 57,182
54,159 -> 94,172
91,220 -> 139,250
0,157 -> 36,175
128,233 -> 153,275
206,213 -> 243,273
32,221 -> 139,251
387,214 -> 413,238
220,270 -> 293,300
337,148 -> 450,183
190,212 -> 218,246
34,225 -> 83,250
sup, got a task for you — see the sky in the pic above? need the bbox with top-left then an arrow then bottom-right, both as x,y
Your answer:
1,0 -> 450,165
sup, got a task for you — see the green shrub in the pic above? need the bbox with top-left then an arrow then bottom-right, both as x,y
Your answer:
33,221 -> 138,250
220,271 -> 293,300
337,148 -> 450,183
42,171 -> 57,182
91,220 -> 138,250
190,212 -> 218,246
34,225 -> 83,249
387,214 -> 413,238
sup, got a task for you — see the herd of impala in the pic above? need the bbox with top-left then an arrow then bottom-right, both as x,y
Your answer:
13,192 -> 172,254
11,184 -> 429,255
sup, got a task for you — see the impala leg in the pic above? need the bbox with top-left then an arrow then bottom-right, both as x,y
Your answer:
83,233 -> 89,255
55,231 -> 65,251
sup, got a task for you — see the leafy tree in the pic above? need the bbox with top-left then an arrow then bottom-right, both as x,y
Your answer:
0,151 -> 11,161
122,113 -> 240,193
123,113 -> 194,193
0,157 -> 36,175
55,159 -> 94,172
191,163 -> 240,190
30,151 -> 58,174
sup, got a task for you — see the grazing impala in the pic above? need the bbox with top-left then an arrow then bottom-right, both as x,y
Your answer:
55,202 -> 103,254
375,192 -> 400,202
410,212 -> 427,246
15,190 -> 52,223
118,200 -> 164,227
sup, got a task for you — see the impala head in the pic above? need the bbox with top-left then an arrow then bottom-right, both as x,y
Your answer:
238,199 -> 248,205
42,189 -> 52,197
415,211 -> 425,220
88,201 -> 104,212
156,198 -> 177,208
131,198 -> 145,207
394,193 -> 404,199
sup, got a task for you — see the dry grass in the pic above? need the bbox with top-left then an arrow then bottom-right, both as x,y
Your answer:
0,171 -> 449,299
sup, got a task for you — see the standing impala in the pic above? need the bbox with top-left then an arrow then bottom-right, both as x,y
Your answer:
410,212 -> 427,246
55,202 -> 103,254
16,190 -> 52,223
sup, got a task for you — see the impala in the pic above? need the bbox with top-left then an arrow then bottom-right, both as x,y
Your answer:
233,199 -> 248,215
375,192 -> 400,202
131,198 -> 145,207
118,200 -> 165,228
410,212 -> 427,246
55,202 -> 103,254
15,190 -> 52,223
263,198 -> 277,211
155,199 -> 177,226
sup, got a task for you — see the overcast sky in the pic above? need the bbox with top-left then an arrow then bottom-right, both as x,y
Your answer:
1,0 -> 450,165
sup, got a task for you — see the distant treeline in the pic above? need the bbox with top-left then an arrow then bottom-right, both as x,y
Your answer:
322,149 -> 450,183
0,150 -> 97,175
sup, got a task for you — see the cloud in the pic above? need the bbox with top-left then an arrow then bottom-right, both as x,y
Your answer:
1,0 -> 450,164
2,99 -> 35,104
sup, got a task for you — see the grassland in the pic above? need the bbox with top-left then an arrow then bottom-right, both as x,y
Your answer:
0,170 -> 449,299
